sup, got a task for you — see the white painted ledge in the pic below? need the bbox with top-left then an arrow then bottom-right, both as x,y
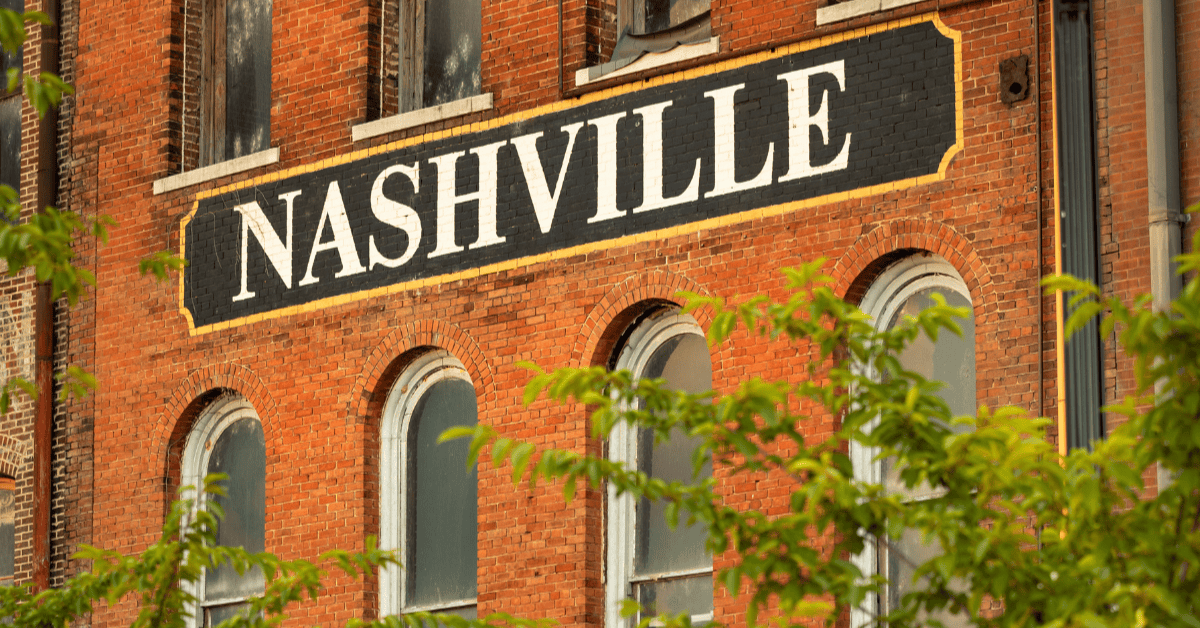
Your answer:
816,0 -> 924,25
352,93 -> 494,142
153,148 -> 281,195
575,37 -> 720,87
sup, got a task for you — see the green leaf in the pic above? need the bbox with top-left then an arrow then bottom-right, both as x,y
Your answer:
511,442 -> 535,484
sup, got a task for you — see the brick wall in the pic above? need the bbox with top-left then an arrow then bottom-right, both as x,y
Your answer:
49,0 -> 1197,626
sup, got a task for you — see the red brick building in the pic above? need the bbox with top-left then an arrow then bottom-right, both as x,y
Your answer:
0,0 -> 1195,625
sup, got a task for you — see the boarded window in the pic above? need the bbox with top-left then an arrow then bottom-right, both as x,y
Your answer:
202,0 -> 271,165
398,0 -> 481,113
613,0 -> 710,64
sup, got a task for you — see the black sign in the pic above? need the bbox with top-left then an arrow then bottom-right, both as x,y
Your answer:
181,19 -> 959,332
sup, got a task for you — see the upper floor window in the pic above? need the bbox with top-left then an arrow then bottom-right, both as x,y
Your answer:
380,350 -> 478,618
201,0 -> 272,165
398,0 -> 481,113
851,254 -> 974,628
607,308 -> 713,628
181,395 -> 266,628
0,0 -> 21,198
613,0 -> 711,63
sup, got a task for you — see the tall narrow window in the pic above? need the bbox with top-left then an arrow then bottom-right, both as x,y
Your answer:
397,0 -> 481,113
201,0 -> 272,165
0,0 -> 22,200
607,309 -> 713,628
181,395 -> 266,628
851,255 -> 974,628
0,476 -> 13,588
380,350 -> 478,618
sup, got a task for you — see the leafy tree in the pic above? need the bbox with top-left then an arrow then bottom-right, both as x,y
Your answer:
0,475 -> 551,628
450,237 -> 1200,628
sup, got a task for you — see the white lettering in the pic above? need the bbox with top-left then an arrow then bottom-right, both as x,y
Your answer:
704,83 -> 775,198
368,164 -> 423,270
588,112 -> 627,224
632,101 -> 700,213
428,140 -> 507,258
299,181 -> 367,286
512,122 -> 584,233
232,191 -> 300,302
778,61 -> 851,182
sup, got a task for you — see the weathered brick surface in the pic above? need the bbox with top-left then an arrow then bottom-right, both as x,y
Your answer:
39,0 -> 1199,626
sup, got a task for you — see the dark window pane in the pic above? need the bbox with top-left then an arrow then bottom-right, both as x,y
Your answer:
881,287 -> 975,498
0,96 -> 17,195
883,528 -> 969,627
643,0 -> 708,34
634,334 -> 712,580
636,573 -> 711,618
0,0 -> 22,77
225,0 -> 271,159
879,284 -> 973,627
204,601 -> 250,627
205,416 -> 265,601
0,481 -> 12,586
422,0 -> 480,108
886,288 -> 976,418
407,377 -> 478,607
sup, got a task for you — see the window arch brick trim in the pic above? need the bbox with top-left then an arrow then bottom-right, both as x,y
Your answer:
378,349 -> 478,617
160,364 -> 275,506
0,435 -> 28,479
830,218 -> 996,323
161,364 -> 277,437
351,319 -> 493,426
572,270 -> 715,370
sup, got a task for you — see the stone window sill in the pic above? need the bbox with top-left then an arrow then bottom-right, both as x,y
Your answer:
351,93 -> 494,143
575,37 -> 720,87
153,148 -> 281,195
816,0 -> 924,25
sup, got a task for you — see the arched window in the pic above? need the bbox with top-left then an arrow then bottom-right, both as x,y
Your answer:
851,254 -> 974,628
607,308 -> 713,628
180,395 -> 266,628
380,350 -> 478,619
0,475 -> 13,588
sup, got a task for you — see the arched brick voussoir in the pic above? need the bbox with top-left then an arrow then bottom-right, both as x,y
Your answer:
0,434 -> 29,479
349,319 -> 494,426
830,218 -> 998,322
157,362 -> 278,449
571,270 -> 718,370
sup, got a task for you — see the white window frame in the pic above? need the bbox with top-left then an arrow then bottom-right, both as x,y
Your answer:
379,350 -> 478,617
606,309 -> 713,628
850,254 -> 973,628
179,394 -> 265,628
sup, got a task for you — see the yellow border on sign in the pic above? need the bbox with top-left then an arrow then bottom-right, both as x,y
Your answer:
179,12 -> 965,336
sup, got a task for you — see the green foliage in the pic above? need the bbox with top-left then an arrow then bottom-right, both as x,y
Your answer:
450,243 -> 1200,628
0,8 -> 181,412
0,475 -> 556,628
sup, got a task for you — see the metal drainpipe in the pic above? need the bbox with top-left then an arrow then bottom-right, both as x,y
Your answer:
32,0 -> 61,593
1144,0 -> 1183,491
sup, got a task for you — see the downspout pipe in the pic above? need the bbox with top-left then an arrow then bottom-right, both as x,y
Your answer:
32,0 -> 61,592
1144,0 -> 1184,491
1144,0 -> 1183,316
